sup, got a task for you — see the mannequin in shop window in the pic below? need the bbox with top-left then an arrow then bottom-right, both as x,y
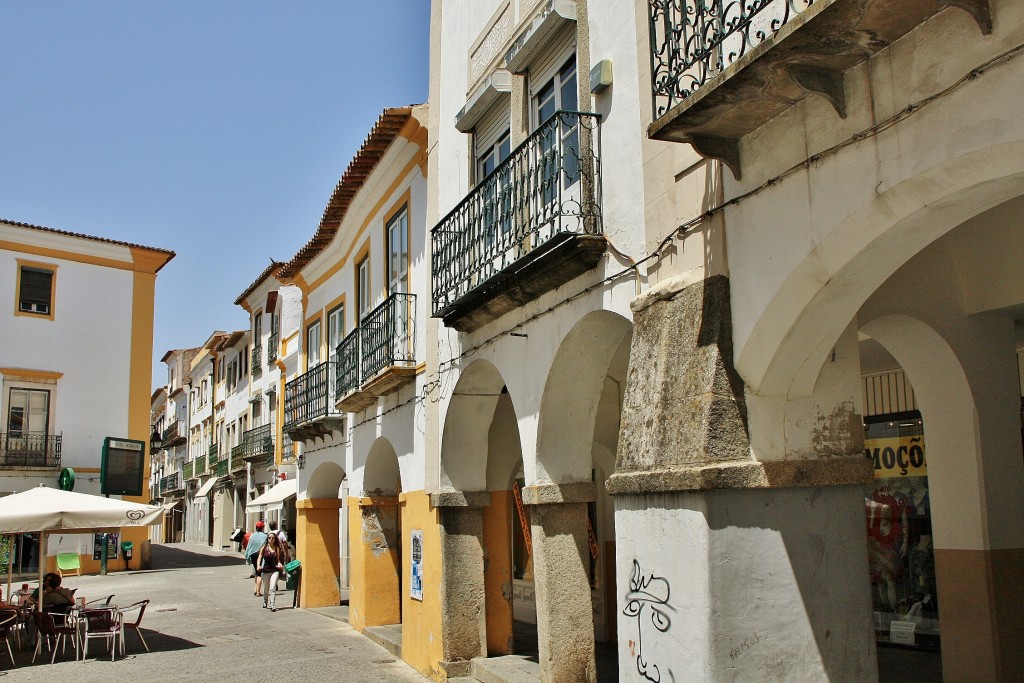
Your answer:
865,486 -> 909,610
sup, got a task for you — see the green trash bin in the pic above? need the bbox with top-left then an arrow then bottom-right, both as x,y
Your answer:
285,559 -> 301,589
121,541 -> 134,570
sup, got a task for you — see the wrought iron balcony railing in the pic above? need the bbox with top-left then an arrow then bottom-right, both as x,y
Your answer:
649,0 -> 814,118
0,433 -> 61,468
162,419 -> 186,446
432,111 -> 602,317
159,471 -> 182,495
195,455 -> 206,475
284,362 -> 341,432
216,457 -> 228,477
336,330 -> 361,399
251,345 -> 262,374
230,444 -> 246,472
267,333 -> 279,364
361,293 -> 417,381
183,460 -> 195,481
242,423 -> 274,459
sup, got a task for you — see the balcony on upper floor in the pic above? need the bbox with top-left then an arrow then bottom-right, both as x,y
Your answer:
251,345 -> 263,376
432,111 -> 605,332
230,444 -> 246,474
646,0 -> 992,178
207,444 -> 219,474
267,332 -> 279,365
159,471 -> 183,497
161,419 -> 186,448
183,460 -> 195,481
284,362 -> 345,442
241,423 -> 275,468
335,293 -> 418,413
0,433 -> 61,468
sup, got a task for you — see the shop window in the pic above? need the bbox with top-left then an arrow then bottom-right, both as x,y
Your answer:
864,412 -> 938,650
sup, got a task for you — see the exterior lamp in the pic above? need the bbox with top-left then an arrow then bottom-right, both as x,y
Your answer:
150,426 -> 163,451
296,452 -> 305,470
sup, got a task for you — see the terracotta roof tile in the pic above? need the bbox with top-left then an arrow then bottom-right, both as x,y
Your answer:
1,217 -> 175,270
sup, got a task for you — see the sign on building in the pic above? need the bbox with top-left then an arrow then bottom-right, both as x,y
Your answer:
101,437 -> 146,496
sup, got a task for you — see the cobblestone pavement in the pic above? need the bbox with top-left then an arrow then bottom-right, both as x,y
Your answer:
0,543 -> 430,683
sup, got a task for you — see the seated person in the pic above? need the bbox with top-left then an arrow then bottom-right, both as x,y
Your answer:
29,573 -> 75,611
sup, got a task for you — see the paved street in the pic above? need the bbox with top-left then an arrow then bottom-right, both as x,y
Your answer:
1,543 -> 430,683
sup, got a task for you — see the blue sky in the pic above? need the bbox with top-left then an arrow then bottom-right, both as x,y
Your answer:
0,2 -> 431,388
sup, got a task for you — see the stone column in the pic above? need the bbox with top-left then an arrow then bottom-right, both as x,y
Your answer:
608,275 -> 877,682
432,491 -> 491,678
523,483 -> 598,683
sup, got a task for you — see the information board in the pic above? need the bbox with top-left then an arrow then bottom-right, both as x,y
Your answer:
101,437 -> 145,496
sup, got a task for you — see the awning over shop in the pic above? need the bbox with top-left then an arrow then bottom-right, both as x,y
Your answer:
161,500 -> 183,511
245,478 -> 297,513
195,477 -> 218,498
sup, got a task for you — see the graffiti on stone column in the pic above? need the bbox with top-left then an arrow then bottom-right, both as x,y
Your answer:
623,559 -> 675,683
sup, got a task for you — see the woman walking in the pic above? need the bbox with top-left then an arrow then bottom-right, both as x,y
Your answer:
256,532 -> 288,612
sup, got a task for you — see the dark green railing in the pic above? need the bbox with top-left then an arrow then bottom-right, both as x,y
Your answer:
195,455 -> 206,475
251,345 -> 262,374
159,471 -> 182,495
0,433 -> 61,468
183,460 -> 195,480
161,420 -> 185,445
267,333 -> 278,364
362,293 -> 417,381
230,444 -> 246,472
335,330 -> 361,399
431,111 -> 602,316
216,457 -> 228,477
284,362 -> 340,431
242,423 -> 273,459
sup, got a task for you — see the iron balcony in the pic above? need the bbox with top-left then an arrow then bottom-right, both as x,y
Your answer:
334,293 -> 418,411
267,333 -> 279,364
230,444 -> 246,473
646,0 -> 992,176
0,433 -> 62,468
251,345 -> 262,374
431,110 -> 604,332
161,419 -> 186,447
241,423 -> 274,465
284,362 -> 345,441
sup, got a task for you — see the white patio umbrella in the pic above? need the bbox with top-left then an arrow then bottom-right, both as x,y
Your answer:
0,485 -> 163,613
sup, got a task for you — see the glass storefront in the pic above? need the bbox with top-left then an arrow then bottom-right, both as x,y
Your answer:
864,412 -> 939,650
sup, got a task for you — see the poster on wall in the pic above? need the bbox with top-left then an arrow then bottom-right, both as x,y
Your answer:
47,533 -> 91,556
92,533 -> 119,560
410,529 -> 423,601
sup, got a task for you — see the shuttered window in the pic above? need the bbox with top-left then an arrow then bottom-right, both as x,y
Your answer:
18,265 -> 54,315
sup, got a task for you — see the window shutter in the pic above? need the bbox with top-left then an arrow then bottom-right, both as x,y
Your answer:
20,267 -> 53,312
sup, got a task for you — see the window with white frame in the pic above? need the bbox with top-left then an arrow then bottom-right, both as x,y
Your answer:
387,207 -> 409,295
307,320 -> 322,367
6,388 -> 49,436
357,257 -> 371,321
327,304 -> 345,364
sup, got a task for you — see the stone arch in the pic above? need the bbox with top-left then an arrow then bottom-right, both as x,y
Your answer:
440,359 -> 508,492
736,140 -> 1024,399
535,310 -> 633,484
363,438 -> 402,496
306,460 -> 346,499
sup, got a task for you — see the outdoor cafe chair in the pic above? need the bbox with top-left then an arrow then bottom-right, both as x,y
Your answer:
80,607 -> 121,661
32,609 -> 78,664
84,595 -> 115,607
0,610 -> 18,666
118,599 -> 150,655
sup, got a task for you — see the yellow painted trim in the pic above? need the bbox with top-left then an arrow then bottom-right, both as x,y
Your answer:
290,273 -> 310,313
129,246 -> 173,274
414,362 -> 426,375
304,154 -> 424,293
296,498 -> 343,509
74,467 -> 101,473
239,301 -> 252,314
0,367 -> 64,381
275,371 -> 285,466
13,259 -> 58,321
127,261 -> 158,503
357,496 -> 401,507
0,240 -> 131,271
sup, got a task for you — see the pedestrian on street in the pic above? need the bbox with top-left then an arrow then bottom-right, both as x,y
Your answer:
257,532 -> 288,612
245,521 -> 268,596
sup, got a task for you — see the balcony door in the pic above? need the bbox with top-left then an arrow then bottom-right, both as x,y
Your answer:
5,388 -> 50,461
534,55 -> 580,218
328,304 -> 345,365
387,206 -> 412,363
307,320 -> 322,368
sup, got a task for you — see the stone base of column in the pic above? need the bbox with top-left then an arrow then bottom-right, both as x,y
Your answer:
615,485 -> 877,682
433,492 -> 490,669
530,500 -> 597,683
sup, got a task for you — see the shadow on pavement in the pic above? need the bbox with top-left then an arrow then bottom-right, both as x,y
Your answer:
6,627 -> 201,669
149,543 -> 246,570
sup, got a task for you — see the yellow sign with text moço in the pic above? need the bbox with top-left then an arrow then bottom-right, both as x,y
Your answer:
865,435 -> 927,478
